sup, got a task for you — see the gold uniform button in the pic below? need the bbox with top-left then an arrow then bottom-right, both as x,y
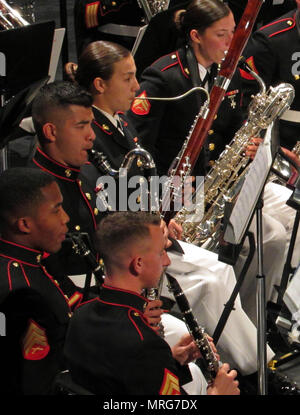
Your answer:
214,114 -> 218,120
36,254 -> 42,263
102,124 -> 110,130
209,143 -> 215,151
12,262 -> 19,267
94,208 -> 99,216
65,169 -> 72,178
78,180 -> 82,186
85,192 -> 91,200
112,1 -> 116,4
75,225 -> 81,231
208,129 -> 214,135
171,54 -> 176,59
68,312 -> 72,318
287,20 -> 293,26
133,312 -> 140,317
184,67 -> 190,75
295,74 -> 300,81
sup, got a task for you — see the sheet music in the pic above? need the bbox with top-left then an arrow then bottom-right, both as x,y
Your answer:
48,28 -> 65,83
224,123 -> 274,245
131,25 -> 148,56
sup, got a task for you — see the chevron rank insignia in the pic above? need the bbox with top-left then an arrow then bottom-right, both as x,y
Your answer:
85,2 -> 100,29
159,368 -> 180,395
131,91 -> 150,115
22,319 -> 50,361
239,56 -> 258,81
68,291 -> 83,308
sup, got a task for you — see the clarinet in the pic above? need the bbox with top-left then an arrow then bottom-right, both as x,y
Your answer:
165,272 -> 219,383
144,273 -> 165,338
67,232 -> 104,287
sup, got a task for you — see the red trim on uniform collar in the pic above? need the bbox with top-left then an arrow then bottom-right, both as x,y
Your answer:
0,238 -> 41,254
176,50 -> 189,79
36,147 -> 80,172
102,283 -> 148,301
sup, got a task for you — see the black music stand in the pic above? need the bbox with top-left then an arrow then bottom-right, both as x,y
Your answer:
0,21 -> 54,171
0,21 -> 55,99
219,120 -> 281,395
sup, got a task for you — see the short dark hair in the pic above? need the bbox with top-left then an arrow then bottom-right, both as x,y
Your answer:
32,80 -> 93,142
95,211 -> 161,272
75,41 -> 131,92
0,167 -> 56,232
177,0 -> 231,40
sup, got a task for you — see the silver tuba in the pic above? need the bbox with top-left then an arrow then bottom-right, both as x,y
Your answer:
175,73 -> 295,250
0,0 -> 29,30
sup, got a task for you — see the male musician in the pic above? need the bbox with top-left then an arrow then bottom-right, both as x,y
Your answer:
29,80 -> 211,395
30,81 -> 101,281
0,167 -> 81,395
64,211 -> 240,395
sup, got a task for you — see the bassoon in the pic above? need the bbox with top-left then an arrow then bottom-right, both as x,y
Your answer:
161,0 -> 265,224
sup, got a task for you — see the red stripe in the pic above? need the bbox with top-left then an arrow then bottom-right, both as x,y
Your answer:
176,50 -> 189,79
0,253 -> 40,268
128,309 -> 144,340
161,62 -> 178,72
76,180 -> 97,230
32,159 -> 76,182
259,14 -> 296,37
36,148 -> 80,172
41,265 -> 72,312
102,283 -> 148,301
20,263 -> 31,287
93,120 -> 113,135
0,238 -> 41,253
7,261 -> 13,291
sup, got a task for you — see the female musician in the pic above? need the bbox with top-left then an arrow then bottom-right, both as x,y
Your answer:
128,0 -> 243,176
73,39 -> 275,383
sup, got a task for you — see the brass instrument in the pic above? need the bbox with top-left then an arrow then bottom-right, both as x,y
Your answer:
0,0 -> 29,29
88,142 -> 158,211
88,144 -> 157,179
176,77 -> 295,249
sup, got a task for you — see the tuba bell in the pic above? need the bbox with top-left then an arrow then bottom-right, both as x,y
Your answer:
0,0 -> 29,30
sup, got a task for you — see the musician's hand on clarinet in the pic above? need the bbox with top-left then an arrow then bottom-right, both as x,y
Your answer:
207,363 -> 240,395
144,299 -> 164,333
168,220 -> 183,240
206,334 -> 220,361
171,333 -> 201,365
245,137 -> 263,160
